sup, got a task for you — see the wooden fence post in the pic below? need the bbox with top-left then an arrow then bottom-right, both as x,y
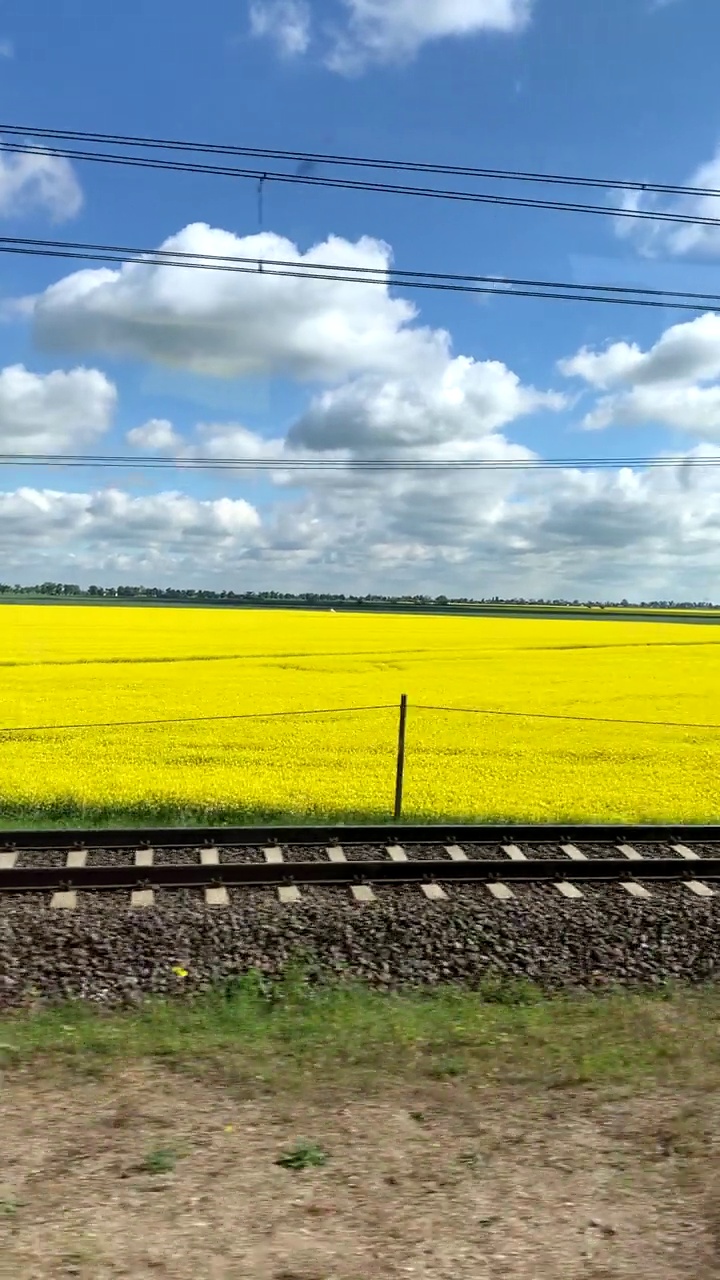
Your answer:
394,694 -> 408,822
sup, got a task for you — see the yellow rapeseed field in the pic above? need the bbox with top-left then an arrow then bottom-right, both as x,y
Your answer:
0,601 -> 719,825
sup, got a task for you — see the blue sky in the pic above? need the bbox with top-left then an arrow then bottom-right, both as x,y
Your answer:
1,0 -> 720,599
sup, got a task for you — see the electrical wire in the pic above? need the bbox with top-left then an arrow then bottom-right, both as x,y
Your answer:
2,453 -> 720,472
1,232 -> 719,315
8,228 -> 720,299
2,120 -> 718,201
0,137 -> 718,232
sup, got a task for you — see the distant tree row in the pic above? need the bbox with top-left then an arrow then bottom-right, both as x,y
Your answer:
0,581 -> 716,610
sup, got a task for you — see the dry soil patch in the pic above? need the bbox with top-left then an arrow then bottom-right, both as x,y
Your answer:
2,1066 -> 719,1278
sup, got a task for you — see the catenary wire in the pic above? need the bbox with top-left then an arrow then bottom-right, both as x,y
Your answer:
2,454 -> 720,472
1,233 -> 719,315
0,233 -> 715,474
2,120 -> 719,200
6,229 -> 720,302
0,137 -> 718,231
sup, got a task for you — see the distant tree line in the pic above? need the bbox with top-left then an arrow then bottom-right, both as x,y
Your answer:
0,581 -> 716,610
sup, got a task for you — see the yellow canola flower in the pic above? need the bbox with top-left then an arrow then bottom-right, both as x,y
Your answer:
172,967 -> 189,979
1,602 -> 719,825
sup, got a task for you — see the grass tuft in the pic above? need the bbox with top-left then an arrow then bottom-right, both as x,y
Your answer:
276,1142 -> 328,1171
140,1148 -> 177,1175
2,971 -> 720,1096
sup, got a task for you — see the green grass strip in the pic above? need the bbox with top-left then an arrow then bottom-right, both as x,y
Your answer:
2,973 -> 719,1093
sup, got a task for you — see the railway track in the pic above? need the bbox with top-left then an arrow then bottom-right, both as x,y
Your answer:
4,825 -> 720,1008
2,823 -> 720,907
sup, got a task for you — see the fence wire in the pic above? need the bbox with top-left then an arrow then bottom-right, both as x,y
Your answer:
0,704 -> 396,736
1,699 -> 717,736
415,704 -> 720,731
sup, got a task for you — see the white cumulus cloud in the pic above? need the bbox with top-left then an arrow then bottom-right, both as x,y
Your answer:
4,453 -> 720,601
249,0 -> 311,56
225,445 -> 720,603
135,347 -> 565,480
14,211 -> 720,599
582,384 -> 720,434
249,0 -> 531,72
327,0 -> 532,71
560,314 -> 720,389
560,313 -> 720,434
616,147 -> 720,258
0,149 -> 83,222
288,356 -> 565,455
126,418 -> 185,451
0,488 -> 261,570
6,433 -> 720,601
0,364 -> 116,452
31,224 -> 447,381
186,422 -> 287,460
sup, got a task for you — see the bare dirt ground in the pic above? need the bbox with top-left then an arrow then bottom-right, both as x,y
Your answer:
1,1064 -> 719,1280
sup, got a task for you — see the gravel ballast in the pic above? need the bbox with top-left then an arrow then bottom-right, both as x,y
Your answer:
2,886 -> 720,1008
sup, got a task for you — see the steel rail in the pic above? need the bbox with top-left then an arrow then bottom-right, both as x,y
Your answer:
2,858 -> 720,893
2,823 -> 720,850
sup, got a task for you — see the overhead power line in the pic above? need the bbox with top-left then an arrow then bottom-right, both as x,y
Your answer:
2,120 -> 719,201
0,136 -> 717,231
2,232 -> 720,315
2,454 -> 720,473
